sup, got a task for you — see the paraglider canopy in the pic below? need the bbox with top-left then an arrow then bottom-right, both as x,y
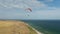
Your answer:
25,8 -> 32,12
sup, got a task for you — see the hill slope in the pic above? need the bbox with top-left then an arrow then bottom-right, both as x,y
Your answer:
0,20 -> 37,34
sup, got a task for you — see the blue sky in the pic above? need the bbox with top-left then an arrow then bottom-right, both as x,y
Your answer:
0,0 -> 60,20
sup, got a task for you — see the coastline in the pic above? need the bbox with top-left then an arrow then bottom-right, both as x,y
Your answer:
25,23 -> 43,34
0,20 -> 43,34
31,27 -> 43,34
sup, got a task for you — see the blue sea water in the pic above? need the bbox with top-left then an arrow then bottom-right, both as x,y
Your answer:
21,20 -> 60,34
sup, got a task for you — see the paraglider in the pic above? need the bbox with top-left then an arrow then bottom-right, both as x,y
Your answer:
25,8 -> 32,16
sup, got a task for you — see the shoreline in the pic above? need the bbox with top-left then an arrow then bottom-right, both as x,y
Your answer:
25,23 -> 43,34
32,28 -> 43,34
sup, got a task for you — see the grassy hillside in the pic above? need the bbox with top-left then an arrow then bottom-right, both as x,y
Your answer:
0,20 -> 37,34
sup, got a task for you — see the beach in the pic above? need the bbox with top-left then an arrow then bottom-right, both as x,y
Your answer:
25,22 -> 43,34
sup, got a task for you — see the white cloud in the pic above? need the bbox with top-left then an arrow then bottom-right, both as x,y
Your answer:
0,0 -> 47,9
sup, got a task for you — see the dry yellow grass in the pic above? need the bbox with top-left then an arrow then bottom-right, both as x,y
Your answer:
0,20 -> 37,34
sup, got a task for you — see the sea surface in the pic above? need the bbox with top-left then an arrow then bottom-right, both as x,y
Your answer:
21,20 -> 60,34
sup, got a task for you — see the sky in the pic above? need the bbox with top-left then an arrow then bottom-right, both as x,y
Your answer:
0,0 -> 60,20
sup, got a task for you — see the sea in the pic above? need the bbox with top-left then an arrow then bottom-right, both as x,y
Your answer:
21,20 -> 60,34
